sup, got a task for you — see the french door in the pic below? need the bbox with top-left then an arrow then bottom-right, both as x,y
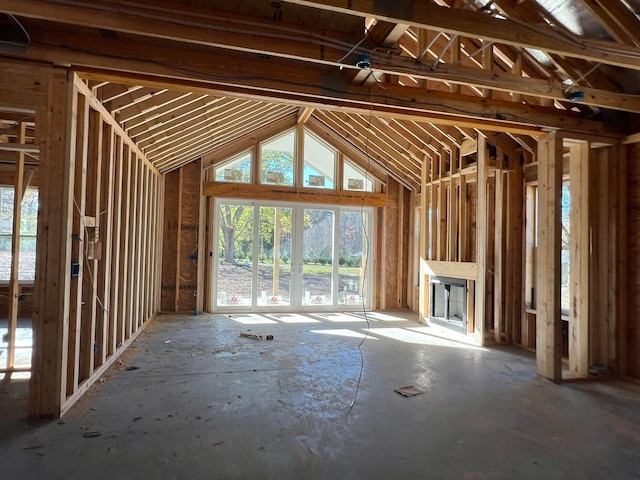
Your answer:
211,199 -> 372,311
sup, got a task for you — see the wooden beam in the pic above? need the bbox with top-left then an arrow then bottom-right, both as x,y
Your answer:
0,143 -> 39,153
536,131 -> 563,381
10,0 -> 640,113
116,145 -> 132,345
475,134 -> 488,345
72,77 -> 159,175
19,29 -> 603,135
580,0 -> 640,47
297,107 -> 315,124
422,260 -> 478,280
108,135 -> 123,355
80,107 -> 100,381
67,88 -> 88,395
30,71 -> 75,418
617,142 -> 628,376
493,169 -> 506,343
96,121 -> 114,364
3,0 -> 361,67
568,141 -> 589,377
419,155 -> 430,323
203,181 -> 387,207
282,0 -> 640,70
6,123 -> 26,370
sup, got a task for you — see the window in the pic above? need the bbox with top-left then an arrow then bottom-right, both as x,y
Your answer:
303,131 -> 335,189
0,186 -> 38,282
524,185 -> 538,310
343,159 -> 374,192
214,128 -> 381,192
561,181 -> 570,315
214,150 -> 252,183
260,130 -> 295,186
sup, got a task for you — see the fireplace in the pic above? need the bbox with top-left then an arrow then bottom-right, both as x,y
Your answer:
430,276 -> 467,332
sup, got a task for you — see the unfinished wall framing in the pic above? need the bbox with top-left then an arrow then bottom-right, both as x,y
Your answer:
418,133 -> 524,345
1,60 -> 163,417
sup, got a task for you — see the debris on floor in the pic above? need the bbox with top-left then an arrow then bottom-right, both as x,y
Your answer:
21,444 -> 43,450
394,385 -> 425,397
125,365 -> 140,371
83,431 -> 101,438
240,332 -> 274,340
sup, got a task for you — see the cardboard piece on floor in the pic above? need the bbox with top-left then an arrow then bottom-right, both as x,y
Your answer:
394,385 -> 424,397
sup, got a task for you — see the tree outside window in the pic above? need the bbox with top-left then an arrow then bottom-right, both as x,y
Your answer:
0,186 -> 38,282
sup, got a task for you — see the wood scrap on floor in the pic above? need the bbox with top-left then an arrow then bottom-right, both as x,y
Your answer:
240,332 -> 274,340
394,385 -> 424,397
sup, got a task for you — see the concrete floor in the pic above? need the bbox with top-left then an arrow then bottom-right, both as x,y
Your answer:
1,311 -> 640,479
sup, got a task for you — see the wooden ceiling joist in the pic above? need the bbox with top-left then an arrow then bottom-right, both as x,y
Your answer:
281,0 -> 640,70
4,0 -> 638,188
5,1 -> 639,115
125,96 -> 233,138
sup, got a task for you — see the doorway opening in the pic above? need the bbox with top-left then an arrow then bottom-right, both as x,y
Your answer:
212,199 -> 373,312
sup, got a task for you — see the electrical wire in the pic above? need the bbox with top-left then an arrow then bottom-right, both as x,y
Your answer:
73,197 -> 109,314
348,87 -> 374,411
42,38 -> 581,130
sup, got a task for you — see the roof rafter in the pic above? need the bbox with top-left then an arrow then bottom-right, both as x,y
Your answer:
281,0 -> 640,70
4,1 -> 640,113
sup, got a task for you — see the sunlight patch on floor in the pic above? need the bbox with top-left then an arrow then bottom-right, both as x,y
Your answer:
350,312 -> 408,322
0,371 -> 31,380
408,326 -> 481,347
310,329 -> 377,339
369,327 -> 486,350
311,312 -> 366,323
266,313 -> 320,324
225,314 -> 277,325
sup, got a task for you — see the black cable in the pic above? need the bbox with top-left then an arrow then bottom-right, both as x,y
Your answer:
348,86 -> 374,411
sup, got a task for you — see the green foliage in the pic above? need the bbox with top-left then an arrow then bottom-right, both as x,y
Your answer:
260,148 -> 294,186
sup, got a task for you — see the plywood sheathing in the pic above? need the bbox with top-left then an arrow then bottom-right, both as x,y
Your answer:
160,161 -> 202,313
161,170 -> 180,312
179,160 -> 201,312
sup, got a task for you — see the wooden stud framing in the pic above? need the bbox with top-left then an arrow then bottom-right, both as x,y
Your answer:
507,151 -> 524,345
6,122 -> 26,370
568,141 -> 590,377
536,132 -> 563,382
493,168 -> 506,343
97,121 -> 114,366
80,109 -> 101,381
108,134 -> 124,355
30,70 -> 75,417
419,155 -> 430,323
475,134 -> 488,345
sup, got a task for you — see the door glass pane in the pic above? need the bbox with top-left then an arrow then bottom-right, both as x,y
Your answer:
338,210 -> 368,305
260,130 -> 295,186
258,206 -> 292,307
217,203 -> 254,307
303,131 -> 335,189
302,209 -> 334,305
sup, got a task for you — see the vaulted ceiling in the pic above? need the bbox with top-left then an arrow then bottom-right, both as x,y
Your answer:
2,0 -> 640,188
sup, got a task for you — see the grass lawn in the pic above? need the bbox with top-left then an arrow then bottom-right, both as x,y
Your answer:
259,263 -> 361,275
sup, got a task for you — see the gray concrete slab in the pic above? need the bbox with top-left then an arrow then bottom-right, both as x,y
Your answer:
1,311 -> 640,479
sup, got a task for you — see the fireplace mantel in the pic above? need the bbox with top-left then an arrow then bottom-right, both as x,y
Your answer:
422,260 -> 477,280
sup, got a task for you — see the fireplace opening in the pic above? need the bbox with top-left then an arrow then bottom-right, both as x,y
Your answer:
430,276 -> 467,334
